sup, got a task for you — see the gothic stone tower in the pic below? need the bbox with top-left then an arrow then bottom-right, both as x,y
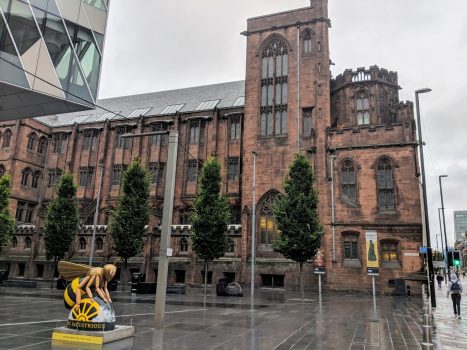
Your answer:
241,0 -> 332,289
241,0 -> 422,292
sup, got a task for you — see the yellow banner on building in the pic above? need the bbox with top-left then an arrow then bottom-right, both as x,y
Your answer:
365,230 -> 379,268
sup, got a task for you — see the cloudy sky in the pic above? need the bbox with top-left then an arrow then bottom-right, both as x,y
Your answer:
99,0 -> 467,247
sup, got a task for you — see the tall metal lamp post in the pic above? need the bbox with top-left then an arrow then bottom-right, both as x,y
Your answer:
329,154 -> 337,262
121,130 -> 179,329
89,161 -> 104,266
439,175 -> 449,279
438,207 -> 447,281
251,151 -> 257,301
415,88 -> 436,307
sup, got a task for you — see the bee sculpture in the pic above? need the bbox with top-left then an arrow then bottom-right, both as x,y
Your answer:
57,261 -> 117,329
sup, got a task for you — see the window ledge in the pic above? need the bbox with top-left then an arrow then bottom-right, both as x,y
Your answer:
343,259 -> 362,268
381,261 -> 401,269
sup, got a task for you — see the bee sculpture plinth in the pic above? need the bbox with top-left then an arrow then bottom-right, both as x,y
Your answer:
52,261 -> 134,344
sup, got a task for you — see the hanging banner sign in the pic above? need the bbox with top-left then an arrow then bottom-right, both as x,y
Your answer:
365,230 -> 379,269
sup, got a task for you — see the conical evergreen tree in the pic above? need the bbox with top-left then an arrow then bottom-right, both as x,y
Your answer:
191,157 -> 230,295
0,175 -> 15,253
273,154 -> 324,300
109,159 -> 150,291
44,171 -> 79,284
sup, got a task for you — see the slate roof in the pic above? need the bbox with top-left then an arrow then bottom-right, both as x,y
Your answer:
35,80 -> 245,127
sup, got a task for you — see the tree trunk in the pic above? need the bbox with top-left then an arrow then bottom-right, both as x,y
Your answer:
120,259 -> 127,292
299,262 -> 304,301
204,261 -> 208,296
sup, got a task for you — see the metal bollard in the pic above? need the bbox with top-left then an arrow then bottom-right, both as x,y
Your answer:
421,342 -> 434,350
423,313 -> 431,326
422,325 -> 432,343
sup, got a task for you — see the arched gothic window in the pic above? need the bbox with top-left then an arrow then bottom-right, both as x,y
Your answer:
0,164 -> 5,177
258,191 -> 280,245
11,236 -> 18,248
2,129 -> 11,148
95,237 -> 104,251
179,237 -> 189,253
37,137 -> 48,154
21,168 -> 31,187
79,237 -> 87,251
260,36 -> 288,136
376,157 -> 395,210
27,133 -> 37,151
226,238 -> 235,254
24,236 -> 32,249
303,29 -> 312,54
341,160 -> 357,201
356,93 -> 370,125
31,171 -> 41,189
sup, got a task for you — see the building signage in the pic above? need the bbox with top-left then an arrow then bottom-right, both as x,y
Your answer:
404,252 -> 420,257
314,267 -> 325,274
365,230 -> 379,270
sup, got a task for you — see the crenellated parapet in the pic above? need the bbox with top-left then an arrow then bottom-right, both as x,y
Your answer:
332,65 -> 399,93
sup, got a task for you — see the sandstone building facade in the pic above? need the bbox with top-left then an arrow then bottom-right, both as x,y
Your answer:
0,0 -> 423,292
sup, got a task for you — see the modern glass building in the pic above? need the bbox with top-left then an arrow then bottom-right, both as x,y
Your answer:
0,0 -> 109,120
454,211 -> 467,242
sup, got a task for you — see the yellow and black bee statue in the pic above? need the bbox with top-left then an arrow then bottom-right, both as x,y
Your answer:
58,261 -> 117,331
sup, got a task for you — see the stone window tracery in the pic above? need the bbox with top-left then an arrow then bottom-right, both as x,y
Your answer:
37,137 -> 48,154
376,157 -> 395,210
303,30 -> 312,54
356,93 -> 370,125
179,237 -> 189,253
260,37 -> 288,136
27,132 -> 37,151
189,120 -> 205,144
79,237 -> 87,251
31,171 -> 41,189
52,133 -> 68,154
230,116 -> 241,140
381,240 -> 399,262
2,129 -> 12,148
21,168 -> 31,186
259,191 -> 280,246
116,126 -> 132,149
150,122 -> 168,146
82,129 -> 99,151
149,162 -> 165,185
95,237 -> 104,251
341,160 -> 357,201
343,234 -> 359,260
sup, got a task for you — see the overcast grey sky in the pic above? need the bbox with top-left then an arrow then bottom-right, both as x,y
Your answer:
99,0 -> 467,247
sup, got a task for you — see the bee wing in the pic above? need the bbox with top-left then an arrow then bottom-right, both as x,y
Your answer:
58,261 -> 91,281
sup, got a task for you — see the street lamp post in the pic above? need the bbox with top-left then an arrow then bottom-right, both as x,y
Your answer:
89,161 -> 104,266
439,175 -> 449,279
121,130 -> 178,329
251,151 -> 257,301
438,207 -> 447,281
415,88 -> 436,307
329,155 -> 337,262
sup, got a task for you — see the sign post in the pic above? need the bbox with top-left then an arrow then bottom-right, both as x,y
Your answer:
366,230 -> 380,297
314,267 -> 325,297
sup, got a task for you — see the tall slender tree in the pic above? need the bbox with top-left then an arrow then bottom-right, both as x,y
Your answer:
109,159 -> 150,291
0,175 -> 15,254
191,157 -> 230,295
273,154 -> 324,300
44,172 -> 79,286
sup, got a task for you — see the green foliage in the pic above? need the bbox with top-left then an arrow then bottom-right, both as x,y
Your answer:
109,159 -> 150,267
44,172 -> 79,261
273,154 -> 324,263
0,175 -> 15,253
191,157 -> 230,262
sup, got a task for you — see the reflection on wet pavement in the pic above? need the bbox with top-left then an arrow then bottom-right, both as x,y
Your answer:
0,287 -> 453,349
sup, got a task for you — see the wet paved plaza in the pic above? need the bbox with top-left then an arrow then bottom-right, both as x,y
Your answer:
0,285 -> 464,349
